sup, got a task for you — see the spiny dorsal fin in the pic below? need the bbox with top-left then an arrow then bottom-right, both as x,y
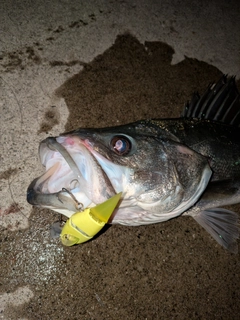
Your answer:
182,75 -> 240,126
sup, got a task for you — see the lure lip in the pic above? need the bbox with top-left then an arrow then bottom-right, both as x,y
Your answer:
90,192 -> 122,223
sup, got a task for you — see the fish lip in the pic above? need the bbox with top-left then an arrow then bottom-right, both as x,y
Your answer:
27,173 -> 84,214
27,177 -> 41,205
42,137 -> 83,181
27,182 -> 81,215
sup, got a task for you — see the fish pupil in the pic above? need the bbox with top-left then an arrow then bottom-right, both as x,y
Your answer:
115,139 -> 126,152
110,136 -> 131,155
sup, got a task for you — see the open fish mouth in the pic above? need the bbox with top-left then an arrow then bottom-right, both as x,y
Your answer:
27,136 -> 118,217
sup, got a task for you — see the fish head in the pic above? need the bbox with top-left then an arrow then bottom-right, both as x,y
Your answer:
27,121 -> 212,224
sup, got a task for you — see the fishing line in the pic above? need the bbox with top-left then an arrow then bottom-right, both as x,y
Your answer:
7,176 -> 38,224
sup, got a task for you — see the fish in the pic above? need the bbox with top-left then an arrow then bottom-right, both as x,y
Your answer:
27,75 -> 240,253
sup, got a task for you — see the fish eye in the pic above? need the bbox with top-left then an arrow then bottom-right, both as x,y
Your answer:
110,136 -> 131,155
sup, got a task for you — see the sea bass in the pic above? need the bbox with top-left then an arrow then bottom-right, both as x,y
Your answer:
27,76 -> 240,253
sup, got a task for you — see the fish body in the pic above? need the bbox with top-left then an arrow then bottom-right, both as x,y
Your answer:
27,76 -> 240,252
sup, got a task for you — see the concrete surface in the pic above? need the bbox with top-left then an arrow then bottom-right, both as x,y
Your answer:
0,0 -> 240,319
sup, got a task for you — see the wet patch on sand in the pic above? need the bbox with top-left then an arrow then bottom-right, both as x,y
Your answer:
38,105 -> 60,134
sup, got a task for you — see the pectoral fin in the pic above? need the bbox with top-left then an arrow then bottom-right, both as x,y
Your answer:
184,179 -> 240,253
192,208 -> 239,253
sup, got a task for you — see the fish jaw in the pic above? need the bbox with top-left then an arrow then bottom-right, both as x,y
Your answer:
82,139 -> 136,196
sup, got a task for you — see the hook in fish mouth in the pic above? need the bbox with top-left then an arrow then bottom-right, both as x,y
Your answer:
61,188 -> 84,211
27,181 -> 84,216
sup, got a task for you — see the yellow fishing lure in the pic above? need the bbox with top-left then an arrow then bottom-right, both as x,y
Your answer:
60,193 -> 122,246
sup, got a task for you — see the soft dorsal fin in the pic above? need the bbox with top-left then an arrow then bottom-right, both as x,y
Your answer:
182,75 -> 240,126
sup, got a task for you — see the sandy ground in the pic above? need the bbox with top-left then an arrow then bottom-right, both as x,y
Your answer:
0,1 -> 240,319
